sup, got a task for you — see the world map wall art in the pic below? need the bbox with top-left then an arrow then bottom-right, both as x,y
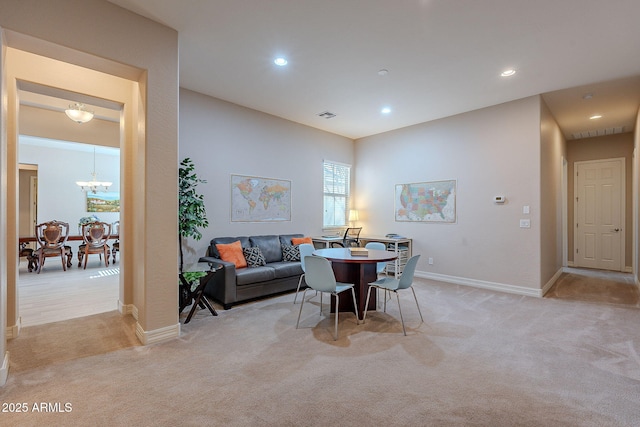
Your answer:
395,180 -> 456,223
231,174 -> 291,222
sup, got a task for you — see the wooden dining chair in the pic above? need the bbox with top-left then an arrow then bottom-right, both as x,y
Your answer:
34,220 -> 72,273
111,220 -> 120,263
78,221 -> 112,269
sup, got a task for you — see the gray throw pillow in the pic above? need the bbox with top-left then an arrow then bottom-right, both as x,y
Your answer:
281,244 -> 300,262
243,247 -> 266,267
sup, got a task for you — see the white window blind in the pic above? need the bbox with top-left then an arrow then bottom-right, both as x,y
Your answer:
323,161 -> 351,228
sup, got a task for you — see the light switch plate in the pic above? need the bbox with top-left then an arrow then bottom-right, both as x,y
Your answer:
523,205 -> 530,214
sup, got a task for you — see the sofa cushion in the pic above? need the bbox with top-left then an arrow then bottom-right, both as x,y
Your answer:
249,235 -> 283,263
269,261 -> 303,279
216,241 -> 247,268
235,266 -> 276,286
210,236 -> 250,258
243,247 -> 266,267
279,234 -> 304,246
281,244 -> 300,261
291,236 -> 313,245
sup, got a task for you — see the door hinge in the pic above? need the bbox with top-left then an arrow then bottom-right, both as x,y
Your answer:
576,223 -> 579,228
576,248 -> 579,254
576,196 -> 579,202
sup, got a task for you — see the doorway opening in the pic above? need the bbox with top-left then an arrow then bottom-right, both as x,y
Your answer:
565,134 -> 634,279
573,158 -> 625,272
18,137 -> 121,327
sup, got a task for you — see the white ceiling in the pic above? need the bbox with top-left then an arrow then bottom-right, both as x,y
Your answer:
103,0 -> 640,140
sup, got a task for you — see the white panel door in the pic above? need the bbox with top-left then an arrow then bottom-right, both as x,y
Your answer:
575,159 -> 624,271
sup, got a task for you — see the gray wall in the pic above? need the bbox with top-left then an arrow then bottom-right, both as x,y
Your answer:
179,89 -> 354,262
540,98 -> 566,289
355,96 -> 546,294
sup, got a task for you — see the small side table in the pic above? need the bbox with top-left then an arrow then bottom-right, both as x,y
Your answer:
179,262 -> 220,324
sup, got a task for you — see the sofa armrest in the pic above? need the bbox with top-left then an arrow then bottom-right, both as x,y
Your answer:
199,256 -> 237,309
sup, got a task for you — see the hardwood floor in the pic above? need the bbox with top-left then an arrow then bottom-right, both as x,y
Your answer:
18,257 -> 119,327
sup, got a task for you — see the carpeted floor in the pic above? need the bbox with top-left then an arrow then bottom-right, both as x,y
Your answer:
2,272 -> 640,426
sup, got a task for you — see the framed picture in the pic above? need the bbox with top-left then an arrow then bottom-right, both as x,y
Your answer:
87,192 -> 120,213
231,174 -> 291,222
395,180 -> 456,223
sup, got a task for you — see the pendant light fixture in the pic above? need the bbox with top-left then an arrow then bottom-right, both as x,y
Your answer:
76,147 -> 112,193
65,102 -> 94,124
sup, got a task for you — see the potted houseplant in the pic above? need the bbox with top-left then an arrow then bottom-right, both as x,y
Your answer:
178,158 -> 209,313
78,214 -> 100,234
178,157 -> 209,274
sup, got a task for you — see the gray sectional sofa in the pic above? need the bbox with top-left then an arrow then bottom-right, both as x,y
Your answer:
199,234 -> 305,309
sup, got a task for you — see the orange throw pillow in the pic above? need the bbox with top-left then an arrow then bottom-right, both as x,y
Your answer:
291,237 -> 313,245
216,241 -> 247,268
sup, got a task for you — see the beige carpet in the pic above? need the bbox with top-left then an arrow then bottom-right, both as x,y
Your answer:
547,268 -> 640,307
2,273 -> 640,426
7,311 -> 139,373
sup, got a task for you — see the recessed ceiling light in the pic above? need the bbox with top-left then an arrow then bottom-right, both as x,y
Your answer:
583,93 -> 594,100
378,69 -> 389,76
500,69 -> 516,77
589,114 -> 602,120
274,57 -> 288,66
381,107 -> 392,114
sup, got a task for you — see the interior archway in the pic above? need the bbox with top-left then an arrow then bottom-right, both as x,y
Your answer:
4,44 -> 141,342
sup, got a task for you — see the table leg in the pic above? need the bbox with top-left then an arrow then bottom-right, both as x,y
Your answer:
180,269 -> 220,323
185,286 -> 218,323
330,262 -> 377,319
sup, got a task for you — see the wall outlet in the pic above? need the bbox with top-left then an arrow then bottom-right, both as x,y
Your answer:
428,257 -> 434,265
520,219 -> 531,228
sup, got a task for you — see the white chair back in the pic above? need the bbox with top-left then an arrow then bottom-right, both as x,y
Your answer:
303,256 -> 336,293
397,255 -> 420,289
299,243 -> 315,272
365,241 -> 387,274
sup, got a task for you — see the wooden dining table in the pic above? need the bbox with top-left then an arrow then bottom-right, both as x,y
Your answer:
313,247 -> 397,319
19,235 -> 119,244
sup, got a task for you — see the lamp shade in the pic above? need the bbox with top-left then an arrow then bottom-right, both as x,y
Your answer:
348,209 -> 359,222
65,103 -> 94,124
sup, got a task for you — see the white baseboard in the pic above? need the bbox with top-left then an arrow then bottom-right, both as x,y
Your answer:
566,261 -> 632,274
5,318 -> 21,339
541,268 -> 563,296
1,351 -> 9,386
415,271 -> 544,297
119,300 -> 136,317
135,322 -> 180,345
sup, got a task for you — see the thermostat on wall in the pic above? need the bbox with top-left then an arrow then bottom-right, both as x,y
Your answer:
494,195 -> 506,204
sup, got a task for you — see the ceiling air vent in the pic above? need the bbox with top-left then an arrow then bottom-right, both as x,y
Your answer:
571,126 -> 625,140
317,111 -> 336,119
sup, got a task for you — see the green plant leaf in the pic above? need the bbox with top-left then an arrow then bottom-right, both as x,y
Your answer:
178,158 -> 209,241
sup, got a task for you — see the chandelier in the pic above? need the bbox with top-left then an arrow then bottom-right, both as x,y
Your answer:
76,147 -> 112,193
65,103 -> 94,124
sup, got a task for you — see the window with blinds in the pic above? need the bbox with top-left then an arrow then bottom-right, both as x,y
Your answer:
323,161 -> 351,228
